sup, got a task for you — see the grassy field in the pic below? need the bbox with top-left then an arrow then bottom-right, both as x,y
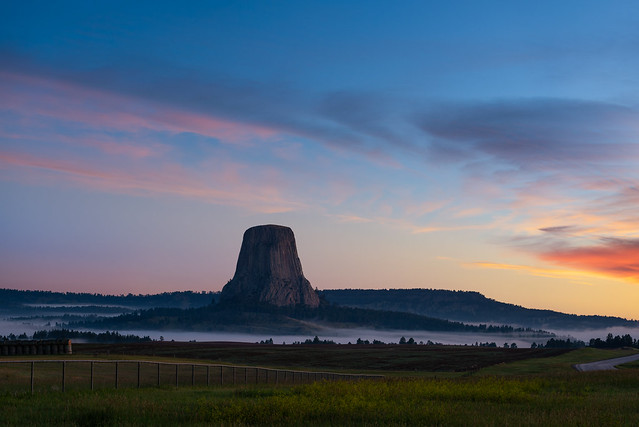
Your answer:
1,371 -> 639,425
72,341 -> 571,373
2,344 -> 639,426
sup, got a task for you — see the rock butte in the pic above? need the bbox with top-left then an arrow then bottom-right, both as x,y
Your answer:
220,225 -> 320,308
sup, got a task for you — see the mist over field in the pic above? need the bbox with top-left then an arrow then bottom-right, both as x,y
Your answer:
547,326 -> 639,343
3,309 -> 637,349
70,326 -> 639,348
2,289 -> 637,348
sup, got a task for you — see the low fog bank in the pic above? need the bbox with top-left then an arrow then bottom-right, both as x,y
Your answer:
95,328 -> 549,348
548,326 -> 639,343
2,314 -> 637,348
0,319 -> 48,337
0,316 -> 546,346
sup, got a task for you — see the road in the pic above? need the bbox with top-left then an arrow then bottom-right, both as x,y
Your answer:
574,353 -> 639,372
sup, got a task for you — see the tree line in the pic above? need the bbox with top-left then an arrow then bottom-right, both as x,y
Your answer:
589,333 -> 638,349
31,329 -> 152,343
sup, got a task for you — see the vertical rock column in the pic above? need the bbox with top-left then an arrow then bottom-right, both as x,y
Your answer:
220,225 -> 320,308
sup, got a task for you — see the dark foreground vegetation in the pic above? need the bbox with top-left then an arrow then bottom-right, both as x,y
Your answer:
1,365 -> 638,425
70,342 -> 570,372
2,343 -> 638,425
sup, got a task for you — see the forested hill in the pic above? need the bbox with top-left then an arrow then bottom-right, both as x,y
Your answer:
0,288 -> 218,310
320,289 -> 638,330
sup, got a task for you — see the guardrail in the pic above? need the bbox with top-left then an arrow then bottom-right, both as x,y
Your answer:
0,360 -> 383,393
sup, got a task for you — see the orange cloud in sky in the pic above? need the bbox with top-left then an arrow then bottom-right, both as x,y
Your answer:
470,261 -> 604,284
539,239 -> 639,284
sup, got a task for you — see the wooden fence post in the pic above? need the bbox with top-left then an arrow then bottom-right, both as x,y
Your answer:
138,362 -> 141,388
30,361 -> 34,394
115,362 -> 119,389
175,364 -> 179,387
90,361 -> 94,390
62,361 -> 65,392
157,363 -> 160,387
206,366 -> 210,386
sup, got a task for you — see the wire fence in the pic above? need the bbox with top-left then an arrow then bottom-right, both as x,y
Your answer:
0,360 -> 383,393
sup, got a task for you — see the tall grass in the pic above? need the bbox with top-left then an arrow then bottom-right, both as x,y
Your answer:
2,371 -> 639,426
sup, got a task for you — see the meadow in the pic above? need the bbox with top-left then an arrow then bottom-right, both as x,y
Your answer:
1,344 -> 638,426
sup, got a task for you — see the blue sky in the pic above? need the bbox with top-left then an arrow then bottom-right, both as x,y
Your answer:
2,1 -> 639,318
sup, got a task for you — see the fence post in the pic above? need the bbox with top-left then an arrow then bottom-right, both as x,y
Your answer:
220,366 -> 223,385
191,365 -> 195,386
206,366 -> 210,387
62,361 -> 65,392
90,361 -> 94,390
157,363 -> 160,387
244,367 -> 247,385
31,361 -> 34,394
115,362 -> 119,389
275,370 -> 279,385
255,367 -> 259,384
175,364 -> 179,388
138,362 -> 141,388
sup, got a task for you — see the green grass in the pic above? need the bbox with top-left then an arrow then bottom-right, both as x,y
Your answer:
619,359 -> 639,369
1,372 -> 639,426
3,346 -> 639,425
0,359 -> 356,394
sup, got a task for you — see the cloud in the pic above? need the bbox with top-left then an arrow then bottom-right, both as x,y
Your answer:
0,49 -> 417,166
0,151 -> 306,214
418,98 -> 639,170
539,238 -> 639,284
538,225 -> 581,234
4,50 -> 639,248
469,261 -> 600,284
316,90 -> 416,152
1,71 -> 319,214
0,72 -> 277,143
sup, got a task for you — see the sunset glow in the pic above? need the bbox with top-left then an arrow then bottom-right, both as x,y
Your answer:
2,1 -> 639,319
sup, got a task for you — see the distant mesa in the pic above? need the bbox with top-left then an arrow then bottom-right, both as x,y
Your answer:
220,225 -> 320,308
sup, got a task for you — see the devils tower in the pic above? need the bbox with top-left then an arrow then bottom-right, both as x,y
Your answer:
220,225 -> 320,308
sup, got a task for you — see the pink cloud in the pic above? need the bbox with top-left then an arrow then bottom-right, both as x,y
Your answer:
0,151 -> 306,213
0,130 -> 166,159
539,239 -> 639,284
0,71 -> 278,143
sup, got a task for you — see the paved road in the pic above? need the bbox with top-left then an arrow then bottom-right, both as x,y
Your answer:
574,353 -> 639,372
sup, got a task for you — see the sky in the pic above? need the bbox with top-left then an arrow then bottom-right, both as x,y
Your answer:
2,1 -> 639,319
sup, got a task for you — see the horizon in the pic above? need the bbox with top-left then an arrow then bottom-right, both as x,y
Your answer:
2,286 -> 637,322
2,2 -> 639,320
